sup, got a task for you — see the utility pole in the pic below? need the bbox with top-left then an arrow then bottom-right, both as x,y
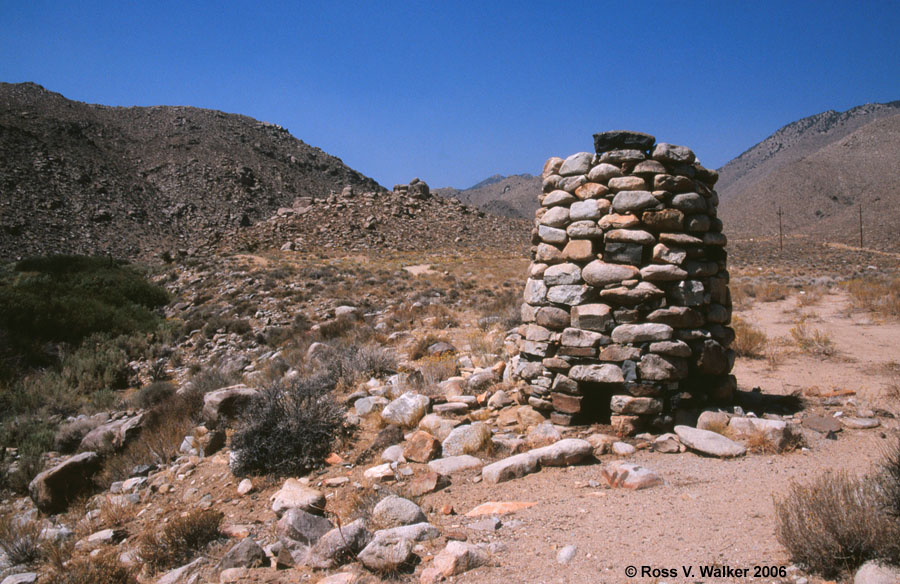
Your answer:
777,207 -> 784,251
859,204 -> 863,248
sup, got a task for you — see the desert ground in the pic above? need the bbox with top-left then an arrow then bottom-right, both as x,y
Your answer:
1,238 -> 899,584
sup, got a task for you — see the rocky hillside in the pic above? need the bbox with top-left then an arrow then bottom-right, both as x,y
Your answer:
718,110 -> 900,252
225,179 -> 530,255
0,82 -> 383,260
435,174 -> 541,219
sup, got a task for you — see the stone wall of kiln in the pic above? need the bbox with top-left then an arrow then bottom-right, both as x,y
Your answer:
513,131 -> 735,433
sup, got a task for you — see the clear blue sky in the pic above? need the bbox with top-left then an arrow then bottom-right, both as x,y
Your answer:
2,1 -> 898,189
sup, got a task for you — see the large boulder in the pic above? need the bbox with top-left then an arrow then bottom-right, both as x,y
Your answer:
202,385 -> 259,427
29,452 -> 102,514
78,414 -> 143,453
357,534 -> 415,572
219,538 -> 266,569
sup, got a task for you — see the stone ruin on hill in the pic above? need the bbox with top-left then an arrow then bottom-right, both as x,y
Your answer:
512,131 -> 735,433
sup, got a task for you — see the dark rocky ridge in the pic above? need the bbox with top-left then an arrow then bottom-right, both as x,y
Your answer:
0,82 -> 384,260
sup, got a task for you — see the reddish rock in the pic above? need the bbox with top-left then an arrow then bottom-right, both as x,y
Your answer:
403,430 -> 441,463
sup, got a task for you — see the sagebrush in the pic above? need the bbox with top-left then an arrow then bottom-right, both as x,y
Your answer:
229,375 -> 347,477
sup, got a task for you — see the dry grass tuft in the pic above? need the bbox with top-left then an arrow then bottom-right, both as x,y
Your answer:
775,470 -> 900,578
139,509 -> 223,572
0,511 -> 43,566
44,550 -> 138,584
790,318 -> 836,357
843,274 -> 900,319
731,316 -> 768,358
796,285 -> 826,307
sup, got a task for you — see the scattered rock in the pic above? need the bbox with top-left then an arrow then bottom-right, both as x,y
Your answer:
381,392 -> 430,427
236,479 -> 254,495
556,545 -> 577,564
271,479 -> 326,516
277,508 -> 333,546
358,535 -> 414,572
675,425 -> 746,458
421,541 -> 490,583
441,422 -> 491,457
611,442 -> 636,456
406,470 -> 450,497
525,422 -> 562,448
601,461 -> 664,490
727,416 -> 799,450
373,495 -> 427,528
219,538 -> 266,570
529,438 -> 593,466
404,430 -> 442,463
307,519 -> 372,569
652,433 -> 684,453
482,452 -> 539,484
841,417 -> 880,429
854,560 -> 900,584
428,455 -> 483,476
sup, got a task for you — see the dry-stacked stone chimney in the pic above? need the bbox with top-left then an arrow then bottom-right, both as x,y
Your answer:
515,131 -> 735,433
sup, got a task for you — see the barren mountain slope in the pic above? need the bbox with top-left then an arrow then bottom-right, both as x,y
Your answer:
0,82 -> 383,260
435,173 -> 541,219
719,113 -> 900,252
717,100 -> 900,195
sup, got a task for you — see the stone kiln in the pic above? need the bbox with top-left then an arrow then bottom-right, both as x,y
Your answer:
514,131 -> 735,433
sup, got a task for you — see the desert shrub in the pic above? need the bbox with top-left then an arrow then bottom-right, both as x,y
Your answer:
188,367 -> 239,395
0,414 -> 56,492
60,335 -> 131,394
317,316 -> 357,340
0,512 -> 43,565
230,375 -> 346,477
0,255 -> 168,366
324,343 -> 397,383
132,381 -> 176,409
731,316 -> 768,358
44,553 -> 138,584
100,392 -> 198,483
139,509 -> 222,572
774,470 -> 900,578
843,274 -> 900,318
414,354 -> 459,387
202,316 -> 252,339
478,289 -> 522,330
790,318 -> 835,356
408,334 -> 450,361
881,436 -> 900,520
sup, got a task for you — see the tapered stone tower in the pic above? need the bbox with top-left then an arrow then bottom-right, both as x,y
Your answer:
514,131 -> 735,434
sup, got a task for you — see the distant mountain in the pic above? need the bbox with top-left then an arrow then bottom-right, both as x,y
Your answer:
0,82 -> 384,259
434,173 -> 540,219
717,102 -> 900,252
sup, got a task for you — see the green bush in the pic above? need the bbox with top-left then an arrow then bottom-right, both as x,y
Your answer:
230,375 -> 346,477
0,255 -> 168,367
